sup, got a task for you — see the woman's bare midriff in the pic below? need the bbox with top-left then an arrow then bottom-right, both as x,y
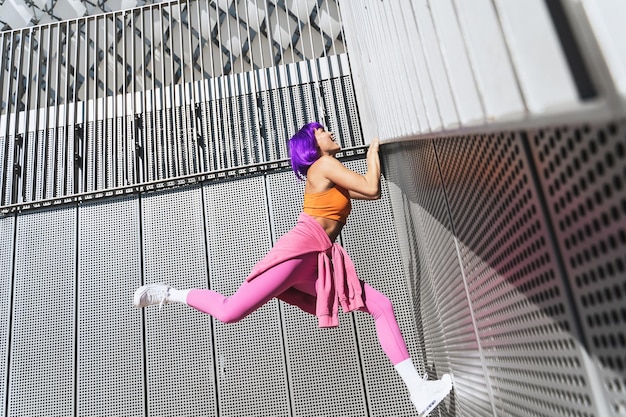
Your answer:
310,215 -> 344,242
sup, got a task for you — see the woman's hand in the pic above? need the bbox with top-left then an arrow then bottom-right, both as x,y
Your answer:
366,137 -> 381,186
367,137 -> 380,160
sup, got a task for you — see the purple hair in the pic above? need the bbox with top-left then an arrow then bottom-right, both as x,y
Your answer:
288,122 -> 323,180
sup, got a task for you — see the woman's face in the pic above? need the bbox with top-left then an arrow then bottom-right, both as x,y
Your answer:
314,127 -> 340,155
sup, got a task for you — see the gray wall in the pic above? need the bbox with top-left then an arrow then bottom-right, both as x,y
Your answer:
383,119 -> 626,417
0,159 -> 425,417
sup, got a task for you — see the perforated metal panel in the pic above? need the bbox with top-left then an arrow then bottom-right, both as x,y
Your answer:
77,197 -> 144,417
203,177 -> 291,417
528,121 -> 626,417
341,159 -> 423,417
141,186 -> 217,417
266,169 -> 368,417
0,214 -> 14,408
10,207 -> 76,417
383,140 -> 491,417
434,132 -> 603,416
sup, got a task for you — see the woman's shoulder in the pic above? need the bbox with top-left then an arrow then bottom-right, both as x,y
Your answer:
310,155 -> 342,171
312,155 -> 353,182
306,157 -> 338,191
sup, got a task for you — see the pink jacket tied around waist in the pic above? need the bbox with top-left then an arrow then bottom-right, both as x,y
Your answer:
246,212 -> 365,327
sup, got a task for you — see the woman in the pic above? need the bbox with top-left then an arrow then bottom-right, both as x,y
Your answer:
134,122 -> 452,416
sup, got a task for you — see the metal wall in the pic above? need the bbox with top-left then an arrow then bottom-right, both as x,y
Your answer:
2,1 -> 625,416
0,159 -> 425,417
339,2 -> 626,415
383,118 -> 626,417
340,0 -> 626,143
0,0 -> 360,213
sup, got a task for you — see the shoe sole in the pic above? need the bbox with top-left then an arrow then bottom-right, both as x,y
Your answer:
133,285 -> 151,308
132,288 -> 144,308
415,374 -> 453,417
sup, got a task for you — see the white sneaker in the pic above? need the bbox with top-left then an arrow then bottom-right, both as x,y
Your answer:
411,373 -> 452,417
133,283 -> 171,308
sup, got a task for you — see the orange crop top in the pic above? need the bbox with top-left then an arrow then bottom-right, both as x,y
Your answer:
303,185 -> 352,224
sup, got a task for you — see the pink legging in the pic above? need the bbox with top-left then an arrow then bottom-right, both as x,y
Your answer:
186,252 -> 410,365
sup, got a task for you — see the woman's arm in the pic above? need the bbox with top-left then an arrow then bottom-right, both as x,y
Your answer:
316,138 -> 381,199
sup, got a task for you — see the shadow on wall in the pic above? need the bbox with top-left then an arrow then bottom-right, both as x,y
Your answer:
381,120 -> 626,417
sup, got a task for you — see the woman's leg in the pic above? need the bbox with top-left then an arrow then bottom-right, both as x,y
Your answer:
185,254 -> 317,323
134,261 -> 452,414
277,278 -> 410,365
358,283 -> 410,365
353,284 -> 452,413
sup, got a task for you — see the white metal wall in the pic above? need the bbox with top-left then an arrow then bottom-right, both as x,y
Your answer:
340,0 -> 626,142
382,120 -> 626,417
0,162 -> 421,417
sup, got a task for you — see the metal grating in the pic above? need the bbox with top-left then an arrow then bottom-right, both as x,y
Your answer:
1,58 -> 361,214
266,169 -> 367,417
141,186 -> 217,417
77,197 -> 144,416
528,121 -> 626,417
203,177 -> 291,417
434,132 -> 601,417
320,75 -> 363,150
9,207 -> 76,416
257,79 -> 325,163
383,140 -> 490,417
0,0 -> 354,214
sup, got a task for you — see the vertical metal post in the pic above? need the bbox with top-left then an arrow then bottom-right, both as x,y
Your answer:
72,19 -> 84,196
80,20 -> 88,194
61,21 -> 72,197
132,8 -> 144,185
52,23 -> 64,197
0,32 -> 6,206
91,17 -> 99,192
205,0 -> 218,171
9,31 -> 23,205
249,0 -> 269,164
119,12 -> 127,187
164,3 -> 176,177
148,6 -> 159,181
31,27 -> 43,201
214,1 -> 228,169
19,28 -> 33,204
193,0 -> 208,173
223,1 -> 237,166
174,0 -> 189,176
184,0 -> 198,174
111,14 -> 119,189
241,0 -> 263,164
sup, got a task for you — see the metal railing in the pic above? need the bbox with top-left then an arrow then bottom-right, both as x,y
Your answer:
0,0 -> 363,213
